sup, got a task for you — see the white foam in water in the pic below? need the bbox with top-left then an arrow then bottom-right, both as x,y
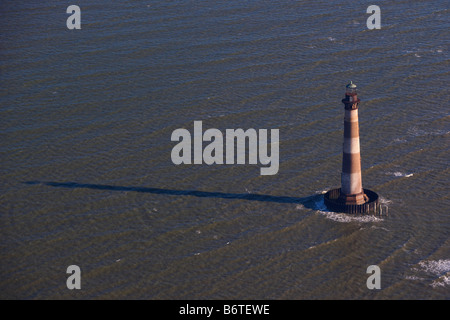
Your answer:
391,138 -> 408,144
408,126 -> 450,137
388,171 -> 414,178
409,259 -> 450,288
320,211 -> 383,223
370,225 -> 390,232
432,275 -> 450,288
419,259 -> 450,276
314,197 -> 383,223
405,275 -> 424,281
379,196 -> 392,206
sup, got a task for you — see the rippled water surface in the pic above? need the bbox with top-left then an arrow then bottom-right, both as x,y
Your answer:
1,1 -> 449,299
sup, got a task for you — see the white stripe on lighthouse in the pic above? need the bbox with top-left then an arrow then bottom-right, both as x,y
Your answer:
343,137 -> 360,154
341,172 -> 363,195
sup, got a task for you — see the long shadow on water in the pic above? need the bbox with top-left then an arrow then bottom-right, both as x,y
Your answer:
23,181 -> 322,210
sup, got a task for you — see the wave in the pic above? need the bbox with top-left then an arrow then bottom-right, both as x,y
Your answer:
407,127 -> 450,138
312,196 -> 384,223
387,171 -> 414,178
318,210 -> 383,223
419,259 -> 450,275
408,259 -> 450,288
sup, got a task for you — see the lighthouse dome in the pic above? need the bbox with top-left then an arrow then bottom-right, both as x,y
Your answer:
346,81 -> 357,94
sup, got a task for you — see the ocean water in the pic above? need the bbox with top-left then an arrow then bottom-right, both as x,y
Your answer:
0,0 -> 449,299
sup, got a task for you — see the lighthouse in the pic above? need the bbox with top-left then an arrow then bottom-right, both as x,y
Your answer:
324,82 -> 379,214
339,81 -> 367,205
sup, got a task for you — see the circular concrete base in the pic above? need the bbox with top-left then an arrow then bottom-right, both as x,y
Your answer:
324,188 -> 379,214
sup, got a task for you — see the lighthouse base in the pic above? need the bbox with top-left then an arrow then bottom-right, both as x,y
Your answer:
338,191 -> 368,205
324,188 -> 379,214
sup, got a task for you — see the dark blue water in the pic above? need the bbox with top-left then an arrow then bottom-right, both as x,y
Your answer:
1,0 -> 449,299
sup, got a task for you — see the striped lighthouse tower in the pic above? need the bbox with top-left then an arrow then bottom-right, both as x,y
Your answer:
339,81 -> 368,205
324,82 -> 379,214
